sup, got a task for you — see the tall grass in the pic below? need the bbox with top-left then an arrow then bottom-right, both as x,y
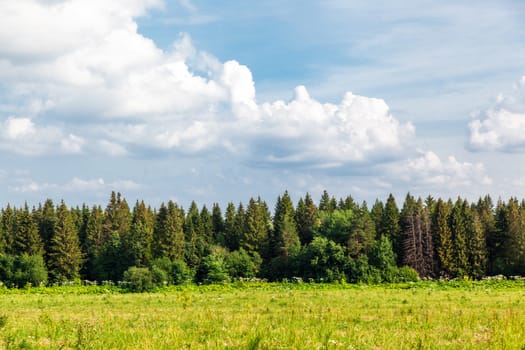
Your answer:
1,282 -> 524,349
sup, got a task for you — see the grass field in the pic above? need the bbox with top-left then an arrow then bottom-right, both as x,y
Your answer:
1,281 -> 525,349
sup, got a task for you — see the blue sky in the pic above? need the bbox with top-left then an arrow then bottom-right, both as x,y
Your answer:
1,0 -> 525,208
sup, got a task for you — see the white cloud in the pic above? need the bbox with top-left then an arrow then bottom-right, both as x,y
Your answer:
391,150 -> 492,188
11,177 -> 142,193
0,116 -> 68,155
2,117 -> 35,139
98,140 -> 128,156
12,181 -> 53,193
61,134 -> 84,154
469,76 -> 525,152
0,0 -> 414,169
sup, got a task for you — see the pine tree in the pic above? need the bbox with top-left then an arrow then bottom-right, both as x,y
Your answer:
48,201 -> 83,281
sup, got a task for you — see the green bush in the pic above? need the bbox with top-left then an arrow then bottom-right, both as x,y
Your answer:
0,254 -> 15,286
197,254 -> 229,284
122,267 -> 154,292
150,265 -> 169,286
171,260 -> 193,285
13,254 -> 48,287
392,266 -> 419,282
225,249 -> 261,279
295,237 -> 348,282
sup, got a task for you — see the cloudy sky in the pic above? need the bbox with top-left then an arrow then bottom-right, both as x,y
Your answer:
1,0 -> 524,208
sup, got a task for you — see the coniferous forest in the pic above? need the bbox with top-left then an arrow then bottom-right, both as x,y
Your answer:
1,190 -> 525,289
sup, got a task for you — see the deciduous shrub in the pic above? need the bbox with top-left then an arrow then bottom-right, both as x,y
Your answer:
122,266 -> 154,292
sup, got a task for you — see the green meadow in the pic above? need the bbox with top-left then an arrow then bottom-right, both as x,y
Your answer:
1,281 -> 525,349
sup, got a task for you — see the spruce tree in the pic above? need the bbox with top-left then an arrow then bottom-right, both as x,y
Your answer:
370,199 -> 384,239
433,198 -> 454,277
200,205 -> 213,245
502,198 -> 525,274
242,197 -> 270,256
381,194 -> 401,262
48,201 -> 83,281
223,202 -> 240,251
124,201 -> 154,267
211,203 -> 225,245
153,201 -> 185,261
1,204 -> 16,255
319,190 -> 336,213
295,193 -> 318,245
271,191 -> 300,259
83,205 -> 103,280
467,207 -> 487,278
13,204 -> 43,256
184,201 -> 204,268
449,198 -> 469,276
348,202 -> 375,258
38,199 -> 56,266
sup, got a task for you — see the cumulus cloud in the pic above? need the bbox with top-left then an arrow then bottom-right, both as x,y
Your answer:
0,0 -> 415,169
390,150 -> 492,188
469,77 -> 525,152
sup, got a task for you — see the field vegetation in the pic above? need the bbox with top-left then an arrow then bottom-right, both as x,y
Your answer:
1,280 -> 525,349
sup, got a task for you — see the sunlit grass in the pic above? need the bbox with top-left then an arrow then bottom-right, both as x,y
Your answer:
1,282 -> 525,349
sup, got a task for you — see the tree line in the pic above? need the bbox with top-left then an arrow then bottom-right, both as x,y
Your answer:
0,191 -> 524,288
